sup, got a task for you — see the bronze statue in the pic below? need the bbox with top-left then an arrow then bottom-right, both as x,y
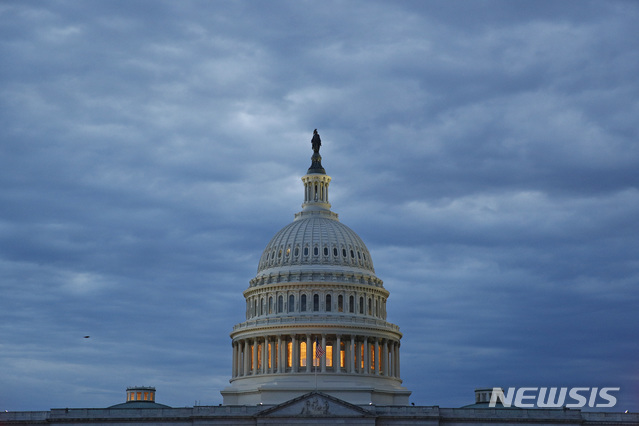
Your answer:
311,129 -> 321,153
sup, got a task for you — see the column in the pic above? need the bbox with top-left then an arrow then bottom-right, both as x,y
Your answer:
335,335 -> 341,373
291,335 -> 297,373
321,334 -> 327,373
252,339 -> 258,375
277,334 -> 284,373
363,337 -> 369,374
232,341 -> 237,378
243,340 -> 250,377
261,337 -> 267,374
397,342 -> 400,378
375,338 -> 380,375
350,336 -> 355,373
383,339 -> 389,376
306,334 -> 312,373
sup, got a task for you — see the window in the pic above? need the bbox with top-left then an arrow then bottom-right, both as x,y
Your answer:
260,298 -> 265,316
313,294 -> 319,311
278,295 -> 283,313
287,341 -> 292,367
253,300 -> 257,317
294,246 -> 299,256
350,249 -> 355,258
342,248 -> 347,257
288,295 -> 295,313
304,247 -> 309,256
286,247 -> 291,256
313,246 -> 319,256
368,298 -> 372,315
326,344 -> 333,367
333,247 -> 338,257
269,297 -> 273,314
349,296 -> 354,313
300,341 -> 307,367
301,294 -> 307,312
338,295 -> 344,312
323,246 -> 329,256
325,294 -> 331,312
359,297 -> 364,314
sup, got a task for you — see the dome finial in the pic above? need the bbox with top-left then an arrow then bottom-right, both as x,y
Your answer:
308,129 -> 326,174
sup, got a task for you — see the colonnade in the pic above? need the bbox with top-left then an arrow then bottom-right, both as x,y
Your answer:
231,333 -> 401,380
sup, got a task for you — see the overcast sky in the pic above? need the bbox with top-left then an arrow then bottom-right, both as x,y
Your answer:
1,0 -> 638,412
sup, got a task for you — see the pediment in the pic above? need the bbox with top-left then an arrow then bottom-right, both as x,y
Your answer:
257,392 -> 373,417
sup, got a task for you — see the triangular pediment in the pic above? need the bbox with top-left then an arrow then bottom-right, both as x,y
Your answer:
257,392 -> 373,417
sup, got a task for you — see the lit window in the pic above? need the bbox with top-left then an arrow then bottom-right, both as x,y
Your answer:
340,342 -> 345,368
300,341 -> 307,367
287,341 -> 292,367
286,247 -> 291,256
137,392 -> 142,401
326,344 -> 333,367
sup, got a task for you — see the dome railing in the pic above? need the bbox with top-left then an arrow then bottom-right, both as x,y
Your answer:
232,314 -> 401,333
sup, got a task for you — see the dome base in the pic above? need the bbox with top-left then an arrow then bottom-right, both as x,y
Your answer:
221,373 -> 410,406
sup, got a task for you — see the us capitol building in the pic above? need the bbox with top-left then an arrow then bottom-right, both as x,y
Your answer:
2,131 -> 636,425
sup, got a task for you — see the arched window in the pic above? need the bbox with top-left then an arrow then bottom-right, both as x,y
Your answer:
269,297 -> 273,314
359,297 -> 364,314
338,295 -> 344,312
313,294 -> 319,311
368,298 -> 372,315
288,295 -> 295,313
253,300 -> 257,317
260,298 -> 265,316
325,294 -> 332,312
313,246 -> 319,256
278,295 -> 283,313
333,247 -> 338,257
301,295 -> 307,312
323,246 -> 329,256
349,295 -> 354,313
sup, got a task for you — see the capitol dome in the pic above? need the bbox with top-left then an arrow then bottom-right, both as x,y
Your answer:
254,213 -> 377,281
222,130 -> 410,406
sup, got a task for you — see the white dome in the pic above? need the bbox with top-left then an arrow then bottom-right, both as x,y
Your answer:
256,212 -> 375,276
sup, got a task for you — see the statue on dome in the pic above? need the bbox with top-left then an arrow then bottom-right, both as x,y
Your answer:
311,129 -> 321,153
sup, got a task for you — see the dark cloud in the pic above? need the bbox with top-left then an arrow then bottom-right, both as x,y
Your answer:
1,0 -> 637,413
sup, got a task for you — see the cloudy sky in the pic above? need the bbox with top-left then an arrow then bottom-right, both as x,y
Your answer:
1,0 -> 638,412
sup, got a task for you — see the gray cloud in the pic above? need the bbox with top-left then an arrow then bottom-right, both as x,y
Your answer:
1,0 -> 637,412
